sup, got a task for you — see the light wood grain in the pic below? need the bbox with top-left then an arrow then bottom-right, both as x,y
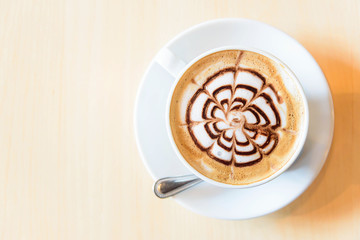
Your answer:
0,0 -> 359,239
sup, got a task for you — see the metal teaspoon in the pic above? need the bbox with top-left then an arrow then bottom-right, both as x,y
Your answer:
153,174 -> 203,198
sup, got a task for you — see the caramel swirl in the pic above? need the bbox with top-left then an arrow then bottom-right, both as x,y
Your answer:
186,66 -> 282,167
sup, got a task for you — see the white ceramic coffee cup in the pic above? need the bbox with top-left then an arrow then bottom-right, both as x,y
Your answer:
158,46 -> 309,188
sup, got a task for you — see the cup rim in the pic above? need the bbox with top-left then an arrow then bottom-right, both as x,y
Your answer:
165,45 -> 309,188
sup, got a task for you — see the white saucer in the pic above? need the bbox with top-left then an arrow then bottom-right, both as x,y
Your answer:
134,19 -> 334,220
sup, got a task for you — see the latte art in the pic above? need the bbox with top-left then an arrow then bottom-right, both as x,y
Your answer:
187,67 -> 282,167
169,50 -> 306,185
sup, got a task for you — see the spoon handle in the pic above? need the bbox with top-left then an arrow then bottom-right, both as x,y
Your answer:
153,174 -> 203,198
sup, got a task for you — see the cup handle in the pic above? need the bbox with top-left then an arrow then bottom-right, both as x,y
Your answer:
155,48 -> 187,78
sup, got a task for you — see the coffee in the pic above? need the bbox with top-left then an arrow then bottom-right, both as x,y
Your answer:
169,50 -> 306,185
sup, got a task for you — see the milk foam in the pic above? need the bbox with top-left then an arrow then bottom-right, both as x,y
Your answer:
186,67 -> 285,166
170,50 -> 305,185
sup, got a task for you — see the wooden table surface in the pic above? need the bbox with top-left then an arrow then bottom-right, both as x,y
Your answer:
0,0 -> 359,239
